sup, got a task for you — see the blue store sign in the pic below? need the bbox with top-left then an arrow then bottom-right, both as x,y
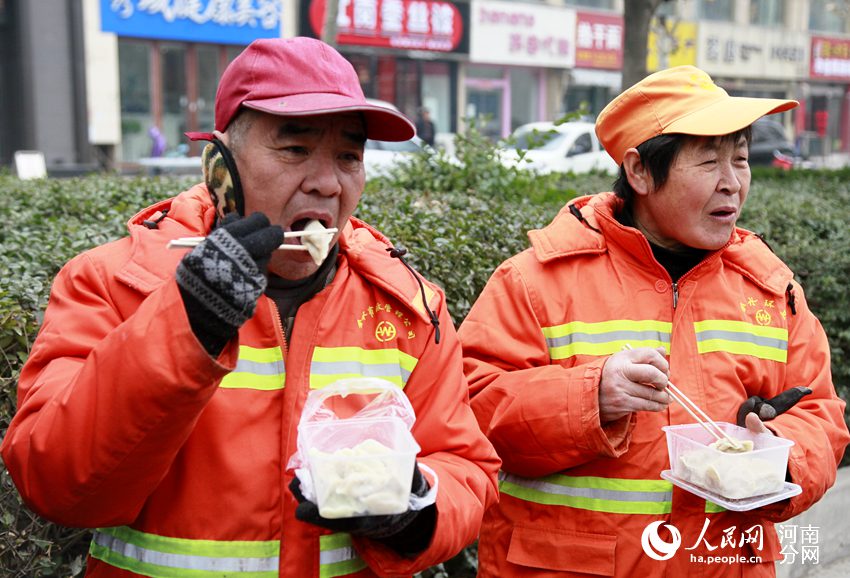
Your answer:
101,0 -> 283,44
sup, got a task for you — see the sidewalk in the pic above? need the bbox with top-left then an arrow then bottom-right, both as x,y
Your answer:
776,467 -> 850,578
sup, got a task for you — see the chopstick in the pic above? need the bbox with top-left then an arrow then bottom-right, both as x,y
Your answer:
623,344 -> 743,450
166,228 -> 338,251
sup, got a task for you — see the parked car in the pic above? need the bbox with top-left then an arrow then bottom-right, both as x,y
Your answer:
362,98 -> 430,178
363,136 -> 428,178
749,117 -> 796,167
499,121 -> 618,175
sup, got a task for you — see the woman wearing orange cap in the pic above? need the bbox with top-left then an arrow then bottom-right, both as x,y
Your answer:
459,65 -> 849,577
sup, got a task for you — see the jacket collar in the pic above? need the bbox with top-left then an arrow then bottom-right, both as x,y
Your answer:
528,192 -> 792,295
116,186 -> 440,321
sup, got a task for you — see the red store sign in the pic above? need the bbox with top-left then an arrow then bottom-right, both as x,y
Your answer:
574,11 -> 623,70
811,36 -> 850,80
309,0 -> 464,52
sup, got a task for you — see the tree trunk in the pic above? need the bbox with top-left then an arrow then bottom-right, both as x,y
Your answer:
622,0 -> 664,90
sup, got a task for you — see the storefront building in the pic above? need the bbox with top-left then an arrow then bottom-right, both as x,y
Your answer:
299,0 -> 470,143
95,0 -> 288,162
566,10 -> 624,120
468,0 -> 576,139
5,0 -> 850,172
808,35 -> 850,155
696,21 -> 808,150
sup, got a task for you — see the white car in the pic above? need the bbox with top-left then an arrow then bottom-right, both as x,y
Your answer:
363,136 -> 428,178
361,98 -> 429,179
500,121 -> 618,175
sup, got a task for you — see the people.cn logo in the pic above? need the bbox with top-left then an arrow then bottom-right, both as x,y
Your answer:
641,521 -> 682,561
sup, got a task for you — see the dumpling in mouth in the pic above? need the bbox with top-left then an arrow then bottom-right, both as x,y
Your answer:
301,219 -> 332,266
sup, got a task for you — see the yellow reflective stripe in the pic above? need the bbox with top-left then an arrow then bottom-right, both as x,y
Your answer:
694,320 -> 788,362
705,501 -> 726,513
90,527 -> 278,577
309,346 -> 418,389
499,472 -> 673,515
319,533 -> 367,578
542,320 -> 672,360
410,283 -> 437,317
220,345 -> 285,390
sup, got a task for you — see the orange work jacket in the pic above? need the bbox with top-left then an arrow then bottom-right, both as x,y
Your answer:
1,185 -> 500,578
459,192 -> 849,578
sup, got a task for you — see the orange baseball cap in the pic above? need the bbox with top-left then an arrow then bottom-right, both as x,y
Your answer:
596,65 -> 798,165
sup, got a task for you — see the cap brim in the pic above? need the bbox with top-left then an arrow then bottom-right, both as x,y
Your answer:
243,94 -> 416,142
665,97 -> 798,137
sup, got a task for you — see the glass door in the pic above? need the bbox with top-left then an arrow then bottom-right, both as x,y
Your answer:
466,83 -> 504,141
118,40 -> 153,161
160,43 -> 188,156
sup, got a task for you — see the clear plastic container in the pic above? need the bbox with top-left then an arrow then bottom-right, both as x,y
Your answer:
663,422 -> 794,501
301,415 -> 420,519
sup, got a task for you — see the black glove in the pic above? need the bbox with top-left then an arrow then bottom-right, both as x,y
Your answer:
176,212 -> 283,356
736,386 -> 813,427
289,462 -> 436,557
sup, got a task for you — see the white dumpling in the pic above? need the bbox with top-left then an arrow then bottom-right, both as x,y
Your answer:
301,220 -> 332,266
709,437 -> 754,453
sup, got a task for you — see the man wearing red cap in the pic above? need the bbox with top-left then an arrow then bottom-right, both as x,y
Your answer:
459,65 -> 848,577
1,37 -> 500,578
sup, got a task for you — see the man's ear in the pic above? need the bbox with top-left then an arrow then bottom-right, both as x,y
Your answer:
622,148 -> 652,196
213,129 -> 227,145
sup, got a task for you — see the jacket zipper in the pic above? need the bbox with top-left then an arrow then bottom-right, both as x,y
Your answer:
270,300 -> 289,370
672,282 -> 679,310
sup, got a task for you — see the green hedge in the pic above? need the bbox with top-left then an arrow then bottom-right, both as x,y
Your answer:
1,142 -> 849,575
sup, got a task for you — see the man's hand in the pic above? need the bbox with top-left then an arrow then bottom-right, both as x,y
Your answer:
736,386 -> 813,428
176,212 -> 283,355
599,346 -> 671,424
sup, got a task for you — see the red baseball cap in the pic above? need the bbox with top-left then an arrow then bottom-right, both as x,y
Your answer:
596,65 -> 798,165
186,37 -> 415,142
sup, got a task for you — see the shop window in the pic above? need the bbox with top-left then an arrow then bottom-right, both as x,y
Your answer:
160,44 -> 188,155
422,61 -> 451,138
196,44 -> 219,133
510,68 -> 539,131
118,40 -> 152,161
566,0 -> 613,9
750,0 -> 784,26
698,0 -> 733,22
809,0 -> 850,33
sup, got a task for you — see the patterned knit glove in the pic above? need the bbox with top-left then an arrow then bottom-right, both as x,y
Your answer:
176,212 -> 283,355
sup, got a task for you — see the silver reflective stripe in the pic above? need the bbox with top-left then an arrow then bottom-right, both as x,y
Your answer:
92,530 -> 279,574
319,533 -> 367,577
693,320 -> 788,362
545,329 -> 671,350
501,472 -> 672,503
319,544 -> 357,565
311,360 -> 412,383
499,471 -> 673,515
233,357 -> 285,375
695,329 -> 787,351
542,320 -> 672,360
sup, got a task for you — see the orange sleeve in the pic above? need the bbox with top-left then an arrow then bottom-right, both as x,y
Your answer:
459,260 -> 633,479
